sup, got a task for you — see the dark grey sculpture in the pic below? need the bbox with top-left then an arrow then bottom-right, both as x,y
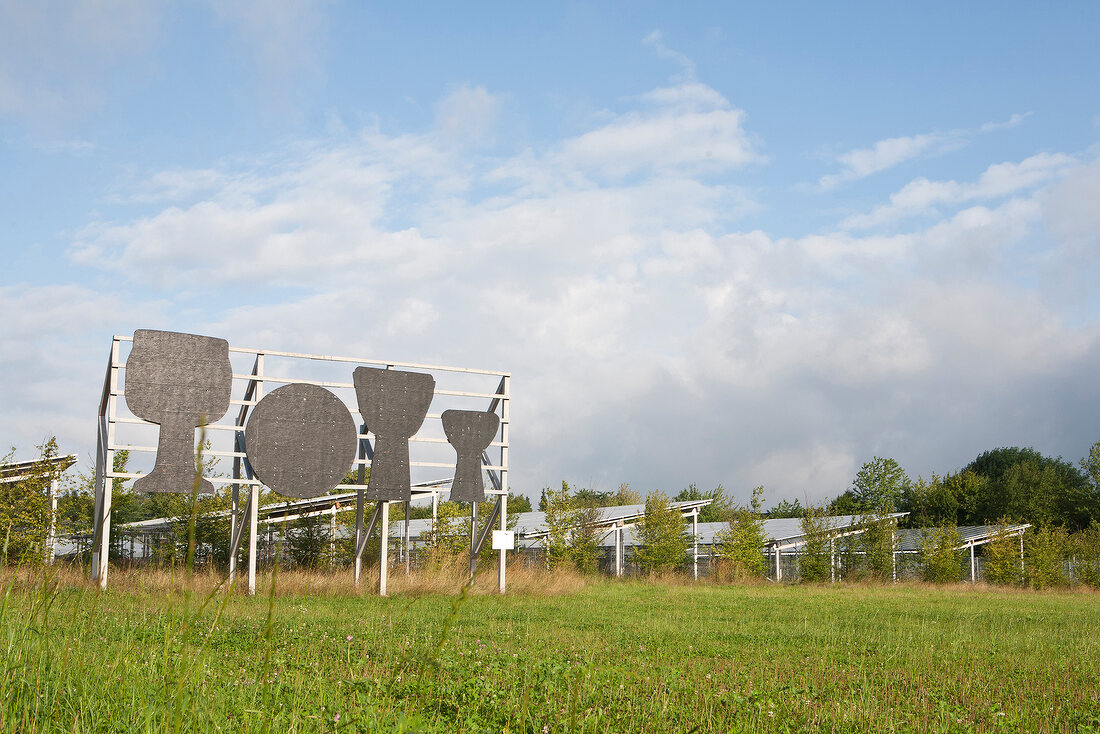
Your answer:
353,367 -> 434,501
125,329 -> 232,494
245,383 -> 357,499
441,410 -> 499,503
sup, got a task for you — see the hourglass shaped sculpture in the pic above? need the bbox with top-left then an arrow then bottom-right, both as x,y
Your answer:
244,384 -> 357,499
124,329 -> 233,494
353,367 -> 435,501
441,410 -> 500,503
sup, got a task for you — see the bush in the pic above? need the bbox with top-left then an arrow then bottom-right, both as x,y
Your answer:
859,517 -> 896,580
1024,526 -> 1069,589
714,486 -> 766,580
0,438 -> 59,566
982,523 -> 1024,585
918,526 -> 964,583
634,493 -> 689,574
798,507 -> 832,582
1073,521 -> 1100,587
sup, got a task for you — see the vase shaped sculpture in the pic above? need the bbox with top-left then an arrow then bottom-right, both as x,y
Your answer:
124,329 -> 232,494
441,410 -> 500,503
353,367 -> 435,502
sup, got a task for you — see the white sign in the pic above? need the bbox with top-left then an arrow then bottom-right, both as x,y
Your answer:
491,530 -> 515,550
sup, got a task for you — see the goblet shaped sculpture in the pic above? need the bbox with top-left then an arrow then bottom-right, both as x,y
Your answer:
353,367 -> 435,501
441,410 -> 500,504
125,329 -> 232,494
245,383 -> 357,499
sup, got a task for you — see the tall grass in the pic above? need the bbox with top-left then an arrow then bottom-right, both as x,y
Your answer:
2,565 -> 1098,733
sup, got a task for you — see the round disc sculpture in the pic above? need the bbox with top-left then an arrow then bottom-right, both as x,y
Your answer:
353,367 -> 435,502
441,409 -> 500,503
245,383 -> 358,499
124,329 -> 232,494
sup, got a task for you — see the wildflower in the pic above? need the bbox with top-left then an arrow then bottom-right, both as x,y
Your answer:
346,635 -> 353,642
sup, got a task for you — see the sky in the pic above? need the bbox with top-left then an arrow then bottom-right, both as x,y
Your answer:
2,1 -> 1099,507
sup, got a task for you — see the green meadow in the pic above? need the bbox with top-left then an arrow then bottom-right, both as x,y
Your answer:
2,569 -> 1098,733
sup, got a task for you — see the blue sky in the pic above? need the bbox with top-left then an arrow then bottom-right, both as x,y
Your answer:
2,1 -> 1099,505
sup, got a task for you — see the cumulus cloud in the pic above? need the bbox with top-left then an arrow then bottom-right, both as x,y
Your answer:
434,83 -> 502,144
980,112 -> 1032,132
0,0 -> 162,120
818,132 -> 962,189
842,152 -> 1076,229
15,79 -> 1096,503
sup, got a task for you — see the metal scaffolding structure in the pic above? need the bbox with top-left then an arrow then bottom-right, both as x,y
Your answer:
90,334 -> 509,596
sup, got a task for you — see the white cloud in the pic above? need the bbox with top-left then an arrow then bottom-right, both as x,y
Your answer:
558,82 -> 762,177
843,152 -> 1076,229
434,83 -> 502,144
819,132 -> 961,189
29,78 -> 1100,501
643,30 -> 696,81
980,112 -> 1032,132
0,0 -> 161,120
207,0 -> 329,97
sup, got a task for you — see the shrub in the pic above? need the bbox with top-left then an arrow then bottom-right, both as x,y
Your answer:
634,492 -> 688,574
714,486 -> 767,580
918,526 -> 964,583
1024,526 -> 1069,589
798,506 -> 832,582
1073,521 -> 1100,587
982,522 -> 1024,585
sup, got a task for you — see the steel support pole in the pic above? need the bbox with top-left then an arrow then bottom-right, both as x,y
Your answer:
247,485 -> 259,595
498,492 -> 507,593
404,501 -> 411,573
229,483 -> 239,582
47,479 -> 57,565
891,528 -> 897,582
1019,534 -> 1025,575
247,353 -> 263,596
970,544 -> 976,583
775,547 -> 782,582
379,502 -> 390,596
830,537 -> 836,583
469,502 -> 479,578
615,526 -> 624,577
692,509 -> 699,581
330,505 -> 337,567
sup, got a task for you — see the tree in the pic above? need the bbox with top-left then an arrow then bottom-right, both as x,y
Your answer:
1024,526 -> 1069,589
542,482 -> 574,570
0,438 -> 57,565
982,522 -> 1024,586
426,500 -> 470,557
797,506 -> 832,582
965,447 -> 1092,529
1072,521 -> 1100,588
768,498 -> 804,518
674,484 -> 736,523
566,501 -> 602,574
633,492 -> 689,574
858,518 -> 896,580
851,457 -> 908,513
714,486 -> 767,580
917,527 -> 964,583
507,493 -> 533,514
899,474 -> 962,527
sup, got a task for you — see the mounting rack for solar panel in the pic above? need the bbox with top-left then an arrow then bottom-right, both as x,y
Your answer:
89,335 -> 510,596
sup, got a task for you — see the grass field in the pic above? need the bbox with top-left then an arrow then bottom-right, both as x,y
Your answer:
2,565 -> 1098,733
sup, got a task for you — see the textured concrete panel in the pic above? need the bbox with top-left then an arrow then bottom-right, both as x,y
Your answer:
125,329 -> 232,494
441,409 -> 500,503
245,383 -> 357,499
353,367 -> 435,501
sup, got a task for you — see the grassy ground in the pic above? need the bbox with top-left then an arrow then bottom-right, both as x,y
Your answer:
2,565 -> 1098,733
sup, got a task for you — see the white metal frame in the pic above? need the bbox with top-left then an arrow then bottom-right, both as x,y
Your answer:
90,335 -> 510,596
